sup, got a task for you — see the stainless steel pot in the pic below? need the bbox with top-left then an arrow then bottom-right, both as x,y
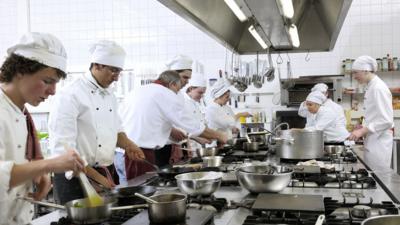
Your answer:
148,193 -> 187,224
196,147 -> 219,157
274,129 -> 324,159
243,142 -> 260,152
202,156 -> 223,167
324,145 -> 345,155
175,171 -> 222,195
361,215 -> 400,225
22,196 -> 146,224
236,165 -> 293,193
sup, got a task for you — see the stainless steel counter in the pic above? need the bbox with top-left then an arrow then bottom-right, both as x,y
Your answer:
32,146 -> 400,225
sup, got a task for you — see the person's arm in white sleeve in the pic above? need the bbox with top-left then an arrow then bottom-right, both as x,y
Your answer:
298,101 -> 308,118
367,89 -> 394,133
48,93 -> 80,156
309,109 -> 335,131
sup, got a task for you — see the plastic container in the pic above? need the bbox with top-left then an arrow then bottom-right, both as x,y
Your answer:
376,58 -> 382,71
393,57 -> 398,71
382,57 -> 388,71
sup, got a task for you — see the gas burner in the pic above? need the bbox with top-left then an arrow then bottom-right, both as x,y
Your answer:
187,195 -> 228,212
143,176 -> 177,187
290,168 -> 376,189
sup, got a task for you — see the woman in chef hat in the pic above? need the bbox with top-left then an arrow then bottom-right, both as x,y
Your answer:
304,91 -> 349,142
347,55 -> 393,168
205,78 -> 251,140
0,32 -> 84,225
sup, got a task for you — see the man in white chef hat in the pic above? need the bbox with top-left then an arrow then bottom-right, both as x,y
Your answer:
298,83 -> 346,136
304,91 -> 349,142
205,78 -> 251,139
348,55 -> 394,168
48,40 -> 145,204
0,32 -> 85,225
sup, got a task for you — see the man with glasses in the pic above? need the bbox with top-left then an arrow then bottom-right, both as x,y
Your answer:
347,55 -> 394,169
48,40 -> 144,204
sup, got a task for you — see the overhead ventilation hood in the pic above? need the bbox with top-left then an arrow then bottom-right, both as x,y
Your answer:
157,0 -> 352,54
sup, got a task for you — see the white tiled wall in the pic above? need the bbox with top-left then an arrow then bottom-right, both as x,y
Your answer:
0,0 -> 399,112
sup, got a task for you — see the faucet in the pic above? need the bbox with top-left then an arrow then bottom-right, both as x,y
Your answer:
272,122 -> 290,134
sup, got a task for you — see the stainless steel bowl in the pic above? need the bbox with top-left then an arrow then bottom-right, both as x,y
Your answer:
324,145 -> 345,155
202,156 -> 223,167
196,147 -> 219,157
175,171 -> 222,196
148,193 -> 187,224
361,215 -> 400,225
236,165 -> 293,193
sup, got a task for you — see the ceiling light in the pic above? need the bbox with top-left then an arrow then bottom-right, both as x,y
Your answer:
224,0 -> 248,22
289,24 -> 300,48
277,0 -> 294,19
248,25 -> 269,49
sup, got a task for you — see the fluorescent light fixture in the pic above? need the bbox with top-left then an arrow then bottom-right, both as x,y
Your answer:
248,25 -> 269,49
289,24 -> 300,48
277,0 -> 294,19
224,0 -> 247,22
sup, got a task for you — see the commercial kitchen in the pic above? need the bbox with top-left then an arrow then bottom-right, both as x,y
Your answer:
1,0 -> 400,225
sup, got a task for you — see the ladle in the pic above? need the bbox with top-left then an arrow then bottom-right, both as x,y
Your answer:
245,134 -> 252,143
134,192 -> 158,204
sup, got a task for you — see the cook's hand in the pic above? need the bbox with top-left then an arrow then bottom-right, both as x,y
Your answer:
237,112 -> 252,117
216,132 -> 228,145
232,127 -> 240,134
170,128 -> 187,142
125,143 -> 145,160
30,174 -> 52,201
86,167 -> 115,189
348,127 -> 368,141
49,149 -> 85,174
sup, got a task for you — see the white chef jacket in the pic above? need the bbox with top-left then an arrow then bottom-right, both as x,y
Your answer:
119,83 -> 205,149
305,105 -> 349,142
299,99 -> 346,125
48,71 -> 122,166
0,89 -> 34,225
205,101 -> 237,139
181,93 -> 206,136
363,75 -> 394,168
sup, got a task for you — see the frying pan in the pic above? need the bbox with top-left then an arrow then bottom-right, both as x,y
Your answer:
157,167 -> 195,179
114,185 -> 157,206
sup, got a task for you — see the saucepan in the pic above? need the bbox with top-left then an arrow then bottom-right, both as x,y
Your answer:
361,215 -> 400,225
20,196 -> 146,224
147,193 -> 187,224
182,147 -> 220,157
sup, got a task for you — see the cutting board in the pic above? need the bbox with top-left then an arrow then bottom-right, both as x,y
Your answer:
252,193 -> 325,213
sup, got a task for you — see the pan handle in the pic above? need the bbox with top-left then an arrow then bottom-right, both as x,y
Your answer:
111,204 -> 147,211
18,196 -> 65,209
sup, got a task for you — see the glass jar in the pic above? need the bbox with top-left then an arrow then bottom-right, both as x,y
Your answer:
382,57 -> 388,71
393,57 -> 398,71
345,59 -> 352,72
376,58 -> 382,71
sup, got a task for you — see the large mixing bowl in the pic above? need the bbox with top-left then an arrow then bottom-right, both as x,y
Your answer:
236,165 -> 293,193
175,172 -> 222,196
361,215 -> 400,225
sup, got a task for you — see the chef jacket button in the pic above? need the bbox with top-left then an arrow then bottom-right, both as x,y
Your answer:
98,144 -> 102,147
17,144 -> 21,148
30,210 -> 33,214
96,107 -> 99,110
91,91 -> 95,94
109,109 -> 112,112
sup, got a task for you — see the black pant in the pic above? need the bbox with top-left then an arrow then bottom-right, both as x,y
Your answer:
154,144 -> 172,167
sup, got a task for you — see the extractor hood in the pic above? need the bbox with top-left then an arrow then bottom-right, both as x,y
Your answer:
157,0 -> 352,54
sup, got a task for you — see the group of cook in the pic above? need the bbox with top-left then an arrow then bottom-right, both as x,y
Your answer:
0,32 -> 252,225
299,55 -> 393,169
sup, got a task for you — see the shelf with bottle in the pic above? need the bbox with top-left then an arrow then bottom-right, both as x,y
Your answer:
341,54 -> 399,74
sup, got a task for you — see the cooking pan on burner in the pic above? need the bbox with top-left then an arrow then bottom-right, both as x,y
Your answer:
20,196 -> 146,224
114,185 -> 157,206
157,167 -> 196,179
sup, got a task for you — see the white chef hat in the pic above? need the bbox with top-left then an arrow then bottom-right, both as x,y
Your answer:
89,40 -> 126,69
166,55 -> 193,70
352,55 -> 378,72
210,78 -> 231,99
7,32 -> 67,73
306,91 -> 327,105
188,72 -> 207,87
311,83 -> 328,93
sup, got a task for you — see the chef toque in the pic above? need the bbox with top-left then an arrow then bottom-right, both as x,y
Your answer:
210,78 -> 231,99
89,40 -> 126,69
352,55 -> 378,72
306,91 -> 327,105
7,32 -> 67,73
188,72 -> 207,87
166,55 -> 193,70
311,83 -> 328,93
